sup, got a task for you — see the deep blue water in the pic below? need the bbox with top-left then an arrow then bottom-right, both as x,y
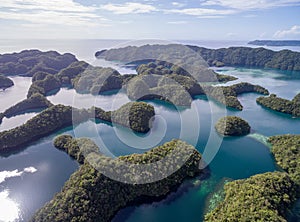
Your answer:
0,40 -> 299,222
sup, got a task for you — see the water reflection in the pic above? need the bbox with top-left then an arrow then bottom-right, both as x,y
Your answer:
0,190 -> 20,222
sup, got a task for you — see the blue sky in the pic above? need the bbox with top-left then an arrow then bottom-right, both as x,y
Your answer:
0,0 -> 300,40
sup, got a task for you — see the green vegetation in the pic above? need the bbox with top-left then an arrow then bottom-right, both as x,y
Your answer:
215,116 -> 251,136
257,93 -> 300,117
32,137 -> 203,222
205,82 -> 269,110
0,75 -> 14,89
0,49 -> 77,77
27,74 -> 61,98
268,135 -> 300,186
96,44 -> 300,71
0,102 -> 155,151
56,61 -> 89,85
0,105 -> 88,150
72,67 -> 124,94
136,61 -> 236,83
205,172 -> 297,222
205,135 -> 300,221
126,74 -> 195,106
189,46 -> 300,71
4,93 -> 53,118
92,102 -> 155,133
111,102 -> 154,133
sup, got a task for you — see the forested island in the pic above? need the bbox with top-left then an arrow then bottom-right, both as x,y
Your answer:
215,116 -> 251,136
0,102 -> 155,151
256,93 -> 300,117
0,75 -> 14,89
0,50 -> 77,77
268,135 -> 300,186
3,93 -> 53,118
205,172 -> 297,221
96,44 -> 300,71
248,40 -> 300,47
204,82 -> 269,110
32,136 -> 203,222
205,134 -> 300,221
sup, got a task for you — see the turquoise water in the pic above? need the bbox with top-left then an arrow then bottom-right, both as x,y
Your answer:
0,40 -> 299,221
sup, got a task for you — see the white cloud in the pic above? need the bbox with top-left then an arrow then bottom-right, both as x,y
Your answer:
167,21 -> 187,24
0,11 -> 107,26
273,25 -> 300,39
0,0 -> 97,12
201,0 -> 300,10
0,0 -> 107,27
101,2 -> 157,14
0,167 -> 37,184
166,8 -> 236,16
172,2 -> 186,7
197,15 -> 225,18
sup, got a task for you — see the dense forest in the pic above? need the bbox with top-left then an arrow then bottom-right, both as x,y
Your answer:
96,44 -> 300,71
32,137 -> 203,222
257,93 -> 300,117
215,116 -> 251,136
0,102 -> 155,150
205,134 -> 300,221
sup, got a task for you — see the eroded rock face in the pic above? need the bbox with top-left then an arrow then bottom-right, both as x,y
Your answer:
32,137 -> 203,222
215,116 -> 251,136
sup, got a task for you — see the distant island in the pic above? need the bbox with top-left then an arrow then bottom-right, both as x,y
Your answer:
96,44 -> 300,71
248,40 -> 300,47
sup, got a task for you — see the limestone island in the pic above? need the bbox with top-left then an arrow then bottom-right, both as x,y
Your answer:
205,134 -> 300,221
3,93 -> 53,118
0,75 -> 14,89
215,116 -> 251,136
204,172 -> 297,221
31,136 -> 203,222
248,40 -> 300,47
257,93 -> 300,117
268,135 -> 300,186
95,44 -> 300,71
0,49 -> 77,77
0,102 -> 154,151
204,82 -> 269,110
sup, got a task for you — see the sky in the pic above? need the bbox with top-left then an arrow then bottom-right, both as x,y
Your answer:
0,0 -> 300,40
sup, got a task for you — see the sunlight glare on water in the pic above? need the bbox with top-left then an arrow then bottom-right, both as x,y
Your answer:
0,190 -> 20,222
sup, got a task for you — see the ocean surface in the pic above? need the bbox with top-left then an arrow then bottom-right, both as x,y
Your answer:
0,39 -> 299,222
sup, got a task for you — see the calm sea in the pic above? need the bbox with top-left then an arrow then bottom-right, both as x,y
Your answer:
0,39 -> 299,222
